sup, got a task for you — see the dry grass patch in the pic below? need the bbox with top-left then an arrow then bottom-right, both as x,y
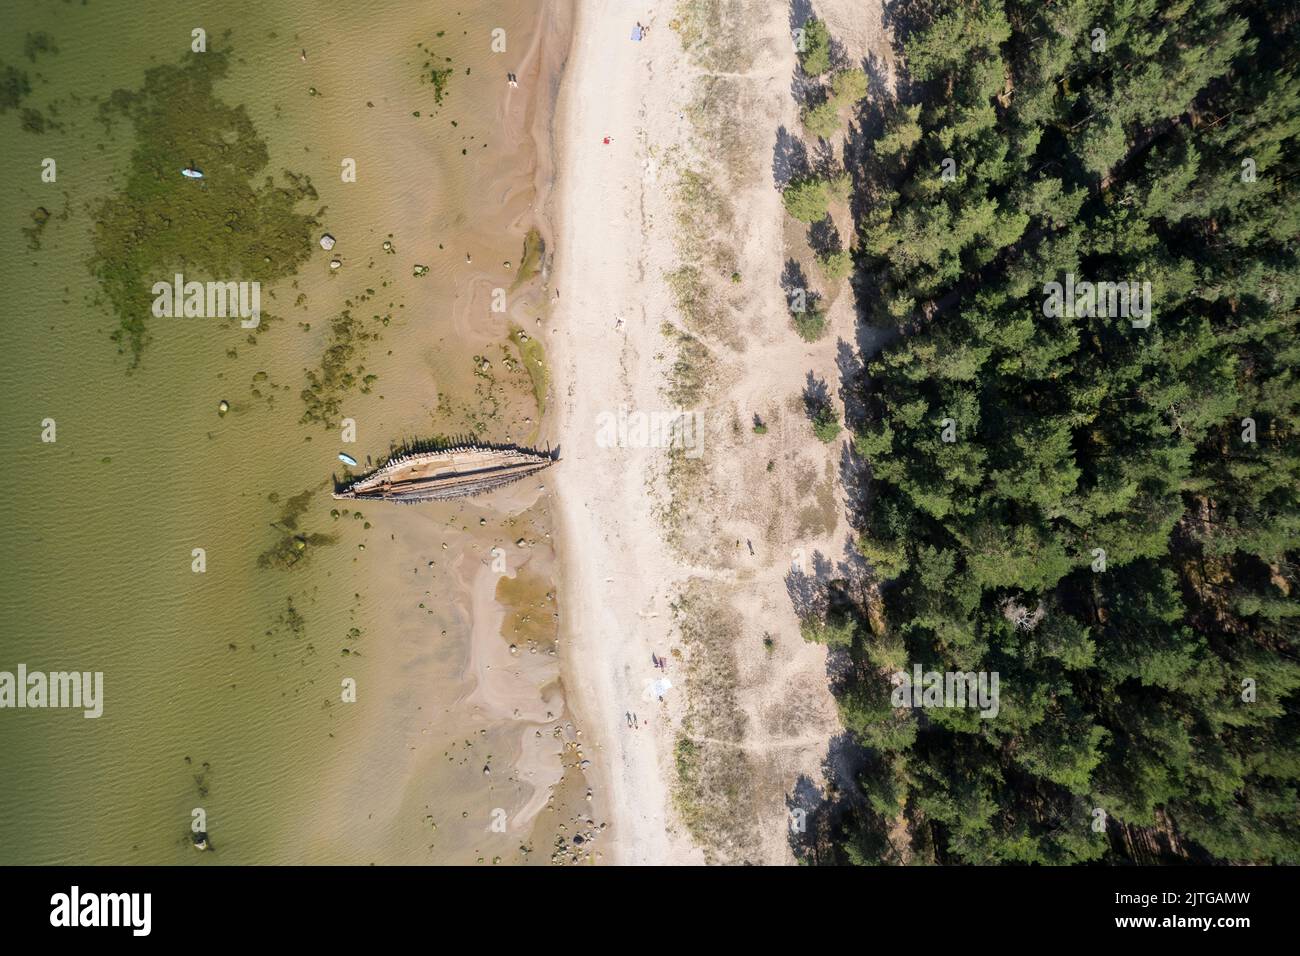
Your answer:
658,318 -> 715,407
670,580 -> 760,862
686,75 -> 757,187
670,0 -> 764,73
796,458 -> 839,538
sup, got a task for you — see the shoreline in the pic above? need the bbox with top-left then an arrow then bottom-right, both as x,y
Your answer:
284,0 -> 602,864
543,0 -> 631,865
489,0 -> 617,862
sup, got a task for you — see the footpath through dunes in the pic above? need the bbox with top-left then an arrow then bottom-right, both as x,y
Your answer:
549,0 -> 895,864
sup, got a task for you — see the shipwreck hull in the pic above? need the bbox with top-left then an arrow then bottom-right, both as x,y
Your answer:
333,445 -> 554,503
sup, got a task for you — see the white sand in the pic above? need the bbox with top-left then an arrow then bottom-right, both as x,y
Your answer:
549,1 -> 701,866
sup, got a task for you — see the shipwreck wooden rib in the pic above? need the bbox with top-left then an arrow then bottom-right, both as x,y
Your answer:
333,446 -> 554,502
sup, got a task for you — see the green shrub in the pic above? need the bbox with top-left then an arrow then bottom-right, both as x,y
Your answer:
782,176 -> 831,222
798,18 -> 831,75
800,613 -> 855,648
812,402 -> 841,442
817,249 -> 853,280
826,171 -> 853,204
792,307 -> 828,341
801,98 -> 841,139
830,68 -> 869,103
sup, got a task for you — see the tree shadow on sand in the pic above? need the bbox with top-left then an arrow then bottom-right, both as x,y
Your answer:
772,124 -> 810,188
781,257 -> 810,299
790,747 -> 916,865
808,217 -> 841,258
785,548 -> 835,620
802,369 -> 832,411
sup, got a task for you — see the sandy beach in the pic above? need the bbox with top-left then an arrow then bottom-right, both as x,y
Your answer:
548,0 -> 893,864
549,1 -> 708,867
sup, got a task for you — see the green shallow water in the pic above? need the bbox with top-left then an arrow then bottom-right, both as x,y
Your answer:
0,0 -> 554,864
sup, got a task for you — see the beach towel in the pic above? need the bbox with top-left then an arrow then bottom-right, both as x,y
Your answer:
630,26 -> 643,41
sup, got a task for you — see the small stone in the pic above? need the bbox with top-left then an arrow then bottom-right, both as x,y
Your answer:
319,233 -> 336,251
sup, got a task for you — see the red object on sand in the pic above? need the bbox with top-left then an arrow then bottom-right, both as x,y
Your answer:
602,136 -> 611,144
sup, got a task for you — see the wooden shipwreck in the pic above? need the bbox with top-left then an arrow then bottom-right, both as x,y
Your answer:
333,444 -> 555,503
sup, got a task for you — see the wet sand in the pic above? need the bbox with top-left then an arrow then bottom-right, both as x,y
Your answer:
285,0 -> 602,864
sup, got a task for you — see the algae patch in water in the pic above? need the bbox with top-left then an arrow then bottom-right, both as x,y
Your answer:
23,32 -> 59,63
22,207 -> 51,251
257,489 -> 337,571
0,62 -> 32,116
299,306 -> 382,428
496,568 -> 557,649
510,228 -> 544,290
416,40 -> 454,106
89,50 -> 320,365
2,35 -> 60,134
510,325 -> 548,417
